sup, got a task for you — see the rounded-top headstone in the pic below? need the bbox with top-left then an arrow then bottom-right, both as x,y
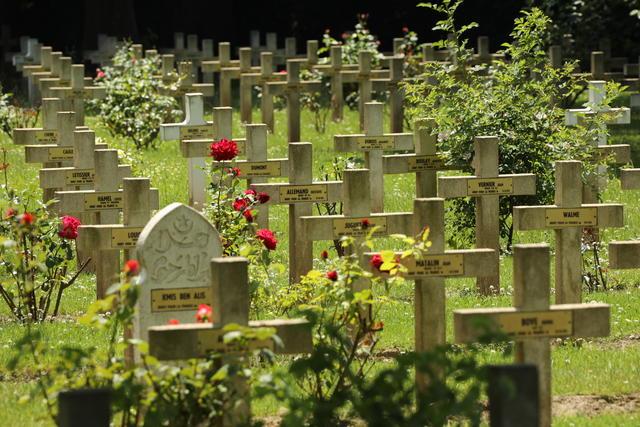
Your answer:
135,203 -> 223,342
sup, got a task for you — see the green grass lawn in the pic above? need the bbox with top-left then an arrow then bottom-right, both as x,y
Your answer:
0,103 -> 639,425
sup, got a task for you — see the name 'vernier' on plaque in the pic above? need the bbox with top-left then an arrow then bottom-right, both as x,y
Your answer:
35,130 -> 58,143
84,192 -> 123,210
544,207 -> 598,227
179,125 -> 214,141
332,217 -> 387,238
408,155 -> 447,171
151,286 -> 212,312
48,147 -> 74,161
496,310 -> 573,338
279,184 -> 328,203
403,253 -> 464,277
238,161 -> 281,178
65,169 -> 94,186
356,135 -> 395,150
111,227 -> 142,248
467,177 -> 514,196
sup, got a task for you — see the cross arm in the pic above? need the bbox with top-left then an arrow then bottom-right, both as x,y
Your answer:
77,224 -> 145,251
453,303 -> 610,342
300,212 -> 414,241
248,181 -> 343,205
609,240 -> 640,269
266,80 -> 322,96
382,153 -> 458,174
14,128 -> 58,145
213,159 -> 289,179
334,133 -> 413,152
438,174 -> 536,198
180,138 -> 247,158
39,165 -> 131,189
148,318 -> 312,360
597,144 -> 630,164
621,168 -> 640,190
51,188 -> 160,214
513,204 -> 623,230
201,59 -> 241,72
25,142 -> 108,163
160,120 -> 213,141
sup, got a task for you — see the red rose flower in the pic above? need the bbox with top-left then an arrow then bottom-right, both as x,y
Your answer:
361,218 -> 371,229
19,212 -> 35,226
4,207 -> 17,219
244,189 -> 257,197
196,304 -> 212,323
326,270 -> 338,281
232,197 -> 249,212
320,250 -> 329,261
58,215 -> 81,240
96,69 -> 106,79
370,253 -> 383,271
402,26 -> 409,33
256,229 -> 277,251
210,138 -> 238,161
167,319 -> 180,325
257,192 -> 270,204
123,259 -> 140,276
226,167 -> 241,177
243,209 -> 254,223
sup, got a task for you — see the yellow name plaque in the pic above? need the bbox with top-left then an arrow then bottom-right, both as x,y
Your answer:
237,161 -> 282,178
496,310 -> 573,338
196,330 -> 274,354
544,207 -> 597,227
279,184 -> 328,203
332,216 -> 387,238
151,286 -> 212,312
110,227 -> 143,249
48,147 -> 74,161
467,177 -> 513,196
408,155 -> 448,171
84,192 -> 123,211
65,169 -> 94,186
356,135 -> 395,150
403,253 -> 464,277
179,125 -> 214,141
35,130 -> 58,144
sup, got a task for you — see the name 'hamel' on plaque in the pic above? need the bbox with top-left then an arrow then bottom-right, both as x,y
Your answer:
84,192 -> 123,210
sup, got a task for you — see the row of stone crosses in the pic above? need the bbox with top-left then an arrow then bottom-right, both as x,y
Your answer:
6,30 -> 640,425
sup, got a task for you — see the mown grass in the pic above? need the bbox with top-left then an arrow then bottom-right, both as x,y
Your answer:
0,101 -> 639,425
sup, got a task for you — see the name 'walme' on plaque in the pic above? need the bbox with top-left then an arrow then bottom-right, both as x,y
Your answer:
356,135 -> 395,150
110,227 -> 143,249
151,286 -> 212,312
467,177 -> 514,196
402,253 -> 464,277
544,207 -> 598,227
332,217 -> 388,238
279,184 -> 328,203
84,192 -> 124,210
495,310 -> 573,338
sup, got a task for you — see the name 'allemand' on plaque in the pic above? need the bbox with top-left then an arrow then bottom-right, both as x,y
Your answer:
279,184 -> 328,203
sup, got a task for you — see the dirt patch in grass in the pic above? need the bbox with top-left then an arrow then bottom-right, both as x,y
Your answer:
554,392 -> 640,417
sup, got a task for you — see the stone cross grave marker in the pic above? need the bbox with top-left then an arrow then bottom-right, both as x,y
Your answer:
14,97 -> 61,148
50,64 -> 106,125
334,101 -> 414,213
383,118 -> 459,198
56,153 -> 159,297
85,35 -> 118,66
39,55 -> 72,98
471,36 -> 506,65
453,243 -> 611,427
239,52 -> 286,124
513,161 -> 623,304
27,49 -> 60,100
365,197 -> 497,393
438,136 -> 537,294
312,45 -> 354,122
200,42 -> 240,105
174,60 -> 215,103
250,142 -> 343,283
147,256 -> 312,426
12,38 -> 39,72
608,168 -> 640,269
216,47 -> 259,108
134,203 -> 223,343
264,59 -> 322,141
22,45 -> 52,104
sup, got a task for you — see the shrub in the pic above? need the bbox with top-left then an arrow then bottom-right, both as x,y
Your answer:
89,41 -> 181,150
0,87 -> 39,139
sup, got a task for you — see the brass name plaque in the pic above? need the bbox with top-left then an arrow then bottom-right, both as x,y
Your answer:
356,135 -> 394,150
279,184 -> 328,203
110,227 -> 143,249
237,161 -> 282,178
84,192 -> 123,211
35,130 -> 58,144
467,177 -> 514,196
179,125 -> 214,141
408,155 -> 448,171
496,310 -> 573,338
403,254 -> 464,277
544,207 -> 598,227
332,216 -> 388,238
48,147 -> 74,161
151,286 -> 212,312
65,169 -> 94,186
197,330 -> 274,354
